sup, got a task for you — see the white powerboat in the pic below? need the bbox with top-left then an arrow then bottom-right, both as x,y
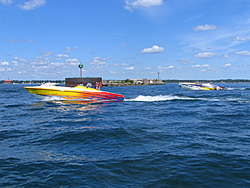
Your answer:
179,82 -> 226,90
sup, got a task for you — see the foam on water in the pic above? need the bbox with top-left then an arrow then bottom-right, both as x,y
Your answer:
226,87 -> 250,90
125,94 -> 250,103
125,95 -> 192,102
38,95 -> 66,101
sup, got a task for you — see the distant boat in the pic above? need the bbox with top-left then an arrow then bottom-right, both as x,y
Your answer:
41,82 -> 60,86
24,84 -> 124,102
179,82 -> 226,90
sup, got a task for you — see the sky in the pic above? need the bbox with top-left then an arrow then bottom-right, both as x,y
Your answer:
1,0 -> 250,80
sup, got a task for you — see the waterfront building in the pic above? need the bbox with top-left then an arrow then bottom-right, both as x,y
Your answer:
3,79 -> 13,84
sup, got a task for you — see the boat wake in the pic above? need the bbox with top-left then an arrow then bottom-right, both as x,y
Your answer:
226,87 -> 250,90
38,96 -> 66,101
38,94 -> 250,103
125,95 -> 195,102
37,95 -> 122,104
125,95 -> 250,103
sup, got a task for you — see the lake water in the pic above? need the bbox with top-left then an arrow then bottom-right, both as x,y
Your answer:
1,83 -> 250,187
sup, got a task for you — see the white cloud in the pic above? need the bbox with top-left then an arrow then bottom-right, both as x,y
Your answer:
89,57 -> 111,69
0,0 -> 13,5
18,0 -> 46,10
13,57 -> 26,62
194,24 -> 218,31
0,67 -> 11,71
195,52 -> 216,59
178,59 -> 194,64
65,58 -> 79,62
125,66 -> 135,70
125,0 -> 163,11
221,54 -> 230,58
92,57 -> 111,61
223,63 -> 231,67
12,61 -> 18,65
157,65 -> 174,70
51,62 -> 64,66
140,45 -> 164,53
42,51 -> 54,57
192,65 -> 201,68
0,61 -> 9,65
56,54 -> 69,58
235,51 -> 250,56
90,57 -> 111,66
144,67 -> 151,69
65,58 -> 80,66
65,47 -> 78,50
92,61 -> 106,65
192,64 -> 210,68
167,65 -> 174,69
231,36 -> 249,41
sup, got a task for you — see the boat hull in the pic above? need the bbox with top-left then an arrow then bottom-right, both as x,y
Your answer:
24,85 -> 124,101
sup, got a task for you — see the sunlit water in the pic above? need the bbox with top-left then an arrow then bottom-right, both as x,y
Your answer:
1,83 -> 250,187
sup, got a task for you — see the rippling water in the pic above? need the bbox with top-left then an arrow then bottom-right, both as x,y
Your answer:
1,83 -> 250,187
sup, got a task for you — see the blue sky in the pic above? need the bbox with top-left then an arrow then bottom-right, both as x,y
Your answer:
1,0 -> 250,80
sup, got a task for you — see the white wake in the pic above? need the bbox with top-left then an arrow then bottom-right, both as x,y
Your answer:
125,95 -> 193,102
125,95 -> 250,103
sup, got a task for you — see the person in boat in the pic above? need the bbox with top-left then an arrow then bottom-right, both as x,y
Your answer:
86,82 -> 92,88
95,82 -> 99,90
95,82 -> 102,90
79,82 -> 84,86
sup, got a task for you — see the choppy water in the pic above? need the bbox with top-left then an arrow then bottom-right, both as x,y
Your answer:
1,83 -> 250,187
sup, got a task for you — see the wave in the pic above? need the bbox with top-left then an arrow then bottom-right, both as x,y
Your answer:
125,95 -> 250,103
226,88 -> 250,90
125,95 -> 196,102
38,96 -> 66,101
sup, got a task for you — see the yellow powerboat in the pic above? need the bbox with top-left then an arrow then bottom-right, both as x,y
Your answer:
24,85 -> 124,102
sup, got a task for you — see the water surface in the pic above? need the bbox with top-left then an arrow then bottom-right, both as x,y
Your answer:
1,83 -> 249,187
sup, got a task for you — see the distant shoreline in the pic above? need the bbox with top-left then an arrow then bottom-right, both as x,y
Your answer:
1,79 -> 250,85
163,79 -> 250,83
